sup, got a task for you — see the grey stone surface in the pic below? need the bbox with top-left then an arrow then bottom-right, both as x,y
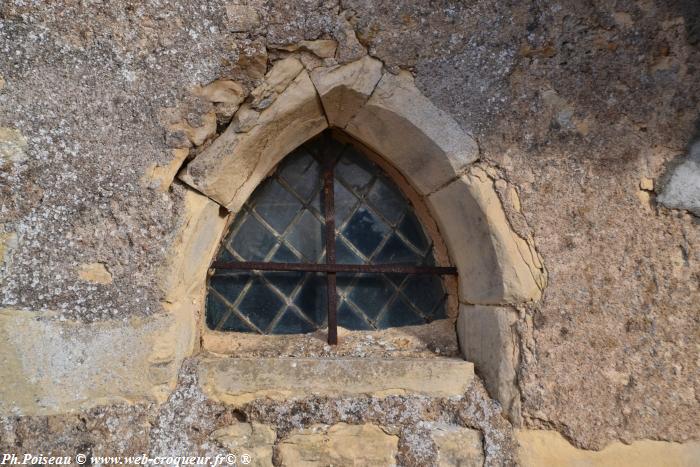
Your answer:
658,141 -> 700,216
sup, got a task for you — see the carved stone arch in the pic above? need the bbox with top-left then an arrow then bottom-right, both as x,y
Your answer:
163,55 -> 547,422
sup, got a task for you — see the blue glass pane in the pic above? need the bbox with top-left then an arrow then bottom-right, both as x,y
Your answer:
397,211 -> 430,254
215,246 -> 236,262
266,272 -> 303,296
237,276 -> 285,332
431,301 -> 447,320
333,180 -> 359,226
206,293 -> 234,329
337,301 -> 373,330
309,189 -> 322,215
386,273 -> 408,287
285,210 -> 324,261
272,243 -> 301,263
271,309 -> 317,334
279,149 -> 320,201
210,274 -> 248,303
341,206 -> 390,258
336,154 -> 373,194
373,233 -> 420,264
230,215 -> 277,261
376,296 -> 425,328
335,237 -> 364,264
219,309 -> 256,332
367,177 -> 406,225
253,179 -> 303,234
347,275 -> 395,322
293,274 -> 327,326
401,275 -> 445,315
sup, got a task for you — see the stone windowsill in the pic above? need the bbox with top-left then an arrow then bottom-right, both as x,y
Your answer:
197,355 -> 475,406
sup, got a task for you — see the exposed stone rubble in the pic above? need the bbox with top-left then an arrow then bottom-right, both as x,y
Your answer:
658,139 -> 700,216
1,360 -> 516,466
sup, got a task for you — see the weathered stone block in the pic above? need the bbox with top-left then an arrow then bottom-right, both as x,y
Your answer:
0,306 -> 195,416
179,71 -> 328,210
457,304 -> 520,424
658,141 -> 700,216
160,189 -> 228,305
345,71 -> 479,194
517,430 -> 700,467
197,357 -> 474,405
193,80 -> 246,106
432,424 -> 484,467
310,56 -> 383,127
143,148 -> 190,192
0,127 -> 27,166
427,168 -> 544,304
278,423 -> 398,466
211,422 -> 276,467
77,262 -> 112,284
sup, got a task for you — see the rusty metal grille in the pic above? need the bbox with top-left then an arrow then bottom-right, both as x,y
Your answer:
207,132 -> 457,344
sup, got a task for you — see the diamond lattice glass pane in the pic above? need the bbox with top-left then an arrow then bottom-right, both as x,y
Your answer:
335,237 -> 364,264
230,215 -> 277,261
271,308 -> 317,334
347,274 -> 395,322
279,149 -> 320,202
401,275 -> 445,315
210,274 -> 248,303
285,210 -> 324,261
236,276 -> 285,332
367,177 -> 406,225
334,180 -> 359,226
373,233 -> 421,264
206,132 -> 449,334
206,293 -> 235,329
376,296 -> 425,328
336,154 -> 373,194
341,206 -> 391,258
294,273 -> 327,326
253,180 -> 303,234
397,210 -> 430,254
337,301 -> 373,331
219,308 -> 257,332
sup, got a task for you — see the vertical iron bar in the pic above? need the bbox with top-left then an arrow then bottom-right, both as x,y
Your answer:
322,148 -> 338,345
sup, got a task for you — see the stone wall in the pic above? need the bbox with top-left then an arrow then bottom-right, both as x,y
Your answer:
0,0 -> 698,464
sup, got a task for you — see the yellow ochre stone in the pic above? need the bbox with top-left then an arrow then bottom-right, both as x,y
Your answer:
197,357 -> 474,406
78,262 -> 112,284
517,430 -> 700,467
278,423 -> 398,467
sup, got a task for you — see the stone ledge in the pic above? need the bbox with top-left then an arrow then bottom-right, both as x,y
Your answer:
197,357 -> 474,405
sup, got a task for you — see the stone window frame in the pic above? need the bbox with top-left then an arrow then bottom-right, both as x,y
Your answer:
162,55 -> 547,422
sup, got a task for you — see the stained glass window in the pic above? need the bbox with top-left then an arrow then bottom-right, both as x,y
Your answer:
206,133 -> 454,338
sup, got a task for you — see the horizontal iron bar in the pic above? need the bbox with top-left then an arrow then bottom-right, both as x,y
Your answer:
211,261 -> 458,275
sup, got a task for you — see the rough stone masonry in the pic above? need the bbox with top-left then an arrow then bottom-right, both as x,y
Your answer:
0,1 -> 699,466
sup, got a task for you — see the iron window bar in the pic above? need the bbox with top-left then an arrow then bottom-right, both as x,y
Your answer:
211,137 -> 458,345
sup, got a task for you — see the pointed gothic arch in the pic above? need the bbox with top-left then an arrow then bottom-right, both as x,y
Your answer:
162,56 -> 546,422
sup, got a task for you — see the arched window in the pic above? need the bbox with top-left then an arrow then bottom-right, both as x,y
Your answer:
206,132 -> 456,343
